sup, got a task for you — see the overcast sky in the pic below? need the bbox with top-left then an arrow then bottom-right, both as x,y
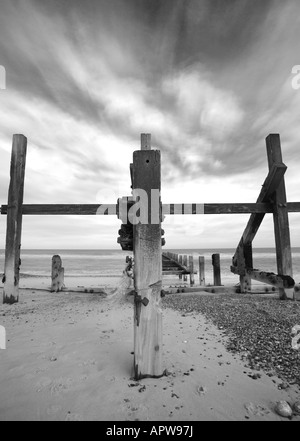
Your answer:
0,0 -> 299,249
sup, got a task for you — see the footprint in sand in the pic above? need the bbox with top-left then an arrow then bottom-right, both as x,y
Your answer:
50,377 -> 73,395
122,402 -> 149,420
46,405 -> 63,416
244,402 -> 271,416
36,377 -> 52,392
79,359 -> 96,367
65,412 -> 83,421
196,385 -> 208,396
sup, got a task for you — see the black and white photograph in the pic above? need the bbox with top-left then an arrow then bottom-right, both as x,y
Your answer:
0,0 -> 300,424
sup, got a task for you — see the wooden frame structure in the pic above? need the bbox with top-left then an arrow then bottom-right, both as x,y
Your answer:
231,134 -> 296,299
1,132 -> 300,376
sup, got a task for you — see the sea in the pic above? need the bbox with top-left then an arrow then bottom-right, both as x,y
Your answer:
0,248 -> 299,286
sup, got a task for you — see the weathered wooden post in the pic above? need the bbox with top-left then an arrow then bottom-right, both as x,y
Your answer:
199,256 -> 205,286
189,255 -> 194,286
183,255 -> 188,281
51,255 -> 65,292
266,134 -> 293,300
236,242 -> 253,293
212,253 -> 221,286
179,255 -> 183,280
132,134 -> 164,379
3,135 -> 27,304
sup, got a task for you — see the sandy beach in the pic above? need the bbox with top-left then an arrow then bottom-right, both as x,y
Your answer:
0,276 -> 299,422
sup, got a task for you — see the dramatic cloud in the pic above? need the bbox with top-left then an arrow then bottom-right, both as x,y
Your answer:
0,0 -> 299,249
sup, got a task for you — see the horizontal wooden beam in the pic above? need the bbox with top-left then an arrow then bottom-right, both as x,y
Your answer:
231,266 -> 295,288
0,204 -> 117,215
162,271 -> 190,275
162,203 -> 274,215
1,201 -> 299,216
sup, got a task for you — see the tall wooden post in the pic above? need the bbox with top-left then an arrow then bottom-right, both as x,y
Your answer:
199,256 -> 205,286
189,255 -> 194,286
183,255 -> 188,281
179,255 -> 183,280
3,135 -> 27,304
133,134 -> 164,379
266,134 -> 293,300
238,242 -> 253,293
212,253 -> 221,286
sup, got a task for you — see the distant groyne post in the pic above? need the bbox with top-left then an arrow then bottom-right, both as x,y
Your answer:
212,253 -> 221,286
51,255 -> 65,292
199,256 -> 205,286
189,255 -> 194,286
183,255 -> 188,281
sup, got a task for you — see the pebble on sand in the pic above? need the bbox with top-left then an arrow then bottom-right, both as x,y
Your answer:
294,402 -> 300,414
274,401 -> 293,418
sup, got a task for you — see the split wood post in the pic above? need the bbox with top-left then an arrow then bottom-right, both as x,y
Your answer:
189,255 -> 194,286
199,256 -> 205,286
132,134 -> 164,379
266,134 -> 293,300
212,253 -> 221,286
3,135 -> 27,304
237,242 -> 253,293
51,255 -> 65,292
183,255 -> 188,281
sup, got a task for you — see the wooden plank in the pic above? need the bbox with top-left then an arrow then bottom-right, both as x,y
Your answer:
266,134 -> 293,300
189,255 -> 194,286
231,266 -> 294,289
203,203 -> 273,214
162,271 -> 190,275
132,146 -> 163,380
162,202 -> 273,215
212,253 -> 221,286
287,202 -> 300,212
199,256 -> 205,286
0,204 -> 117,215
3,135 -> 27,304
3,201 -> 300,216
163,253 -> 189,273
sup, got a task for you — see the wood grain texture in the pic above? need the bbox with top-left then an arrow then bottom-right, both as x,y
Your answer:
189,255 -> 194,286
133,148 -> 163,379
266,134 -> 293,300
2,202 -> 300,216
212,253 -> 221,286
199,256 -> 205,286
3,135 -> 27,304
51,255 -> 65,292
